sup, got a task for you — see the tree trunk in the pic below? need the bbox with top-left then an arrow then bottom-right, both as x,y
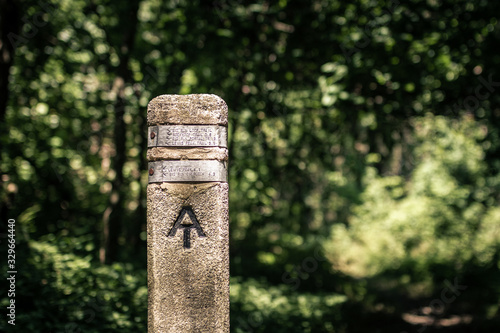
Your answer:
101,0 -> 141,264
0,0 -> 20,122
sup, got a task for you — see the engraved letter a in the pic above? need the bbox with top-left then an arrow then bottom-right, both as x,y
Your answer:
168,207 -> 206,249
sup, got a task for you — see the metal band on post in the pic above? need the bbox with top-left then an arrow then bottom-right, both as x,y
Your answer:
147,94 -> 229,333
148,160 -> 227,183
148,125 -> 227,148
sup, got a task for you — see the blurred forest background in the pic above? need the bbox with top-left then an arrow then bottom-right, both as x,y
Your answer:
1,0 -> 500,332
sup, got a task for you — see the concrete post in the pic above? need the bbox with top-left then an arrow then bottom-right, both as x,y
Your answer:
147,94 -> 229,332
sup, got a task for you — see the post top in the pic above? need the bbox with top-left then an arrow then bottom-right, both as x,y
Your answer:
147,94 -> 228,126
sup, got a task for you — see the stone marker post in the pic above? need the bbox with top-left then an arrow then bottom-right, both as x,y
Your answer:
147,94 -> 229,332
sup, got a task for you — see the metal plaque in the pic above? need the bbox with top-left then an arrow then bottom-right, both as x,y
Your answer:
148,125 -> 227,148
148,160 -> 227,183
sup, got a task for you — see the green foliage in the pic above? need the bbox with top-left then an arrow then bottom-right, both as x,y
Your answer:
325,115 -> 500,279
231,278 -> 346,333
0,240 -> 147,332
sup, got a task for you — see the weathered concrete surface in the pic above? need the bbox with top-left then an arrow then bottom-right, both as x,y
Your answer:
147,94 -> 229,333
147,147 -> 228,162
147,183 -> 229,333
147,94 -> 228,126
